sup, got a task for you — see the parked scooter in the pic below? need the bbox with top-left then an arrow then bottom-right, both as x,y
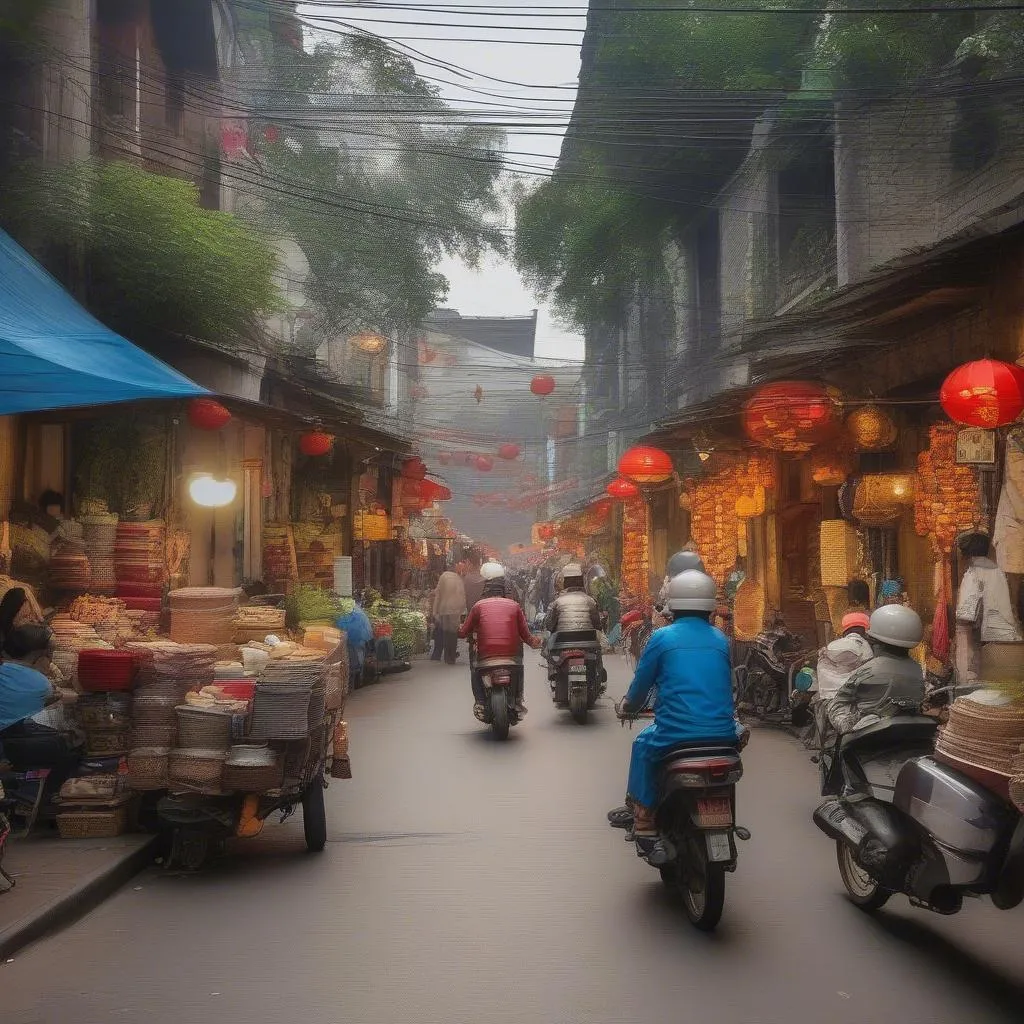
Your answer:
548,629 -> 605,723
617,706 -> 750,931
813,713 -> 1024,916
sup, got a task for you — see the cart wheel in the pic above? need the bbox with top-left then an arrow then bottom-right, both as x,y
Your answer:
302,777 -> 327,852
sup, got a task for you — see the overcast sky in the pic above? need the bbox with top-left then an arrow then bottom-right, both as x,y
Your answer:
301,1 -> 586,360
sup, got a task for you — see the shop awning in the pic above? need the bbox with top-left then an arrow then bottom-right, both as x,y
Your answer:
0,230 -> 207,414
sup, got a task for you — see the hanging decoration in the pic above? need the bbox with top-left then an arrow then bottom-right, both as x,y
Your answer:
351,330 -> 387,355
497,443 -> 521,461
846,405 -> 897,451
914,423 -> 984,554
299,431 -> 334,457
939,358 -> 1024,428
422,480 -> 452,502
743,382 -> 841,452
187,397 -> 232,431
537,523 -> 556,542
530,374 -> 556,397
810,443 -> 857,486
475,455 -> 494,472
402,457 -> 427,480
620,499 -> 649,603
606,477 -> 639,500
618,446 -> 674,485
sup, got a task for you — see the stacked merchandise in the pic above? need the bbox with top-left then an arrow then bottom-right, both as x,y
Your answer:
81,513 -> 119,594
68,594 -> 137,647
168,587 -> 240,656
55,771 -> 133,840
114,521 -> 166,623
49,615 -> 111,684
935,695 -> 1024,775
619,498 -> 650,605
168,687 -> 243,794
49,520 -> 90,591
234,605 -> 287,645
295,538 -> 335,589
263,524 -> 296,593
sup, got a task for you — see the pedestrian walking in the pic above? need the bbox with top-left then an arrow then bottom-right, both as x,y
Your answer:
432,569 -> 466,665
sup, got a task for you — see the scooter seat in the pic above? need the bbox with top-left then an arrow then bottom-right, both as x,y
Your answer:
658,740 -> 740,765
476,656 -> 523,670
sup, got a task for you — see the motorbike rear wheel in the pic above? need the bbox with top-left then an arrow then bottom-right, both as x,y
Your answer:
302,777 -> 328,853
569,687 -> 588,724
664,835 -> 726,931
836,841 -> 890,911
490,689 -> 510,740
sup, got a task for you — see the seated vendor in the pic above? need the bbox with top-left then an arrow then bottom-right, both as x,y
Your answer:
0,622 -> 79,808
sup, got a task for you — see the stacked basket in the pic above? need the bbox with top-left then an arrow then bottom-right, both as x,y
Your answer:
234,605 -> 286,645
168,588 -> 240,661
935,696 -> 1024,775
82,513 -> 119,594
249,653 -> 325,741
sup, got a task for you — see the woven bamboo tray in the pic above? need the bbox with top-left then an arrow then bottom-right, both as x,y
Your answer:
57,805 -> 129,839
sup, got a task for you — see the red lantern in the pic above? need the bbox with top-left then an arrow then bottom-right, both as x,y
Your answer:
537,523 -> 555,542
530,374 -> 555,397
940,359 -> 1024,428
618,446 -> 673,485
299,431 -> 334,456
475,455 -> 494,472
607,477 -> 639,500
498,443 -> 521,461
743,382 -> 841,453
187,397 -> 232,431
437,451 -> 452,466
402,457 -> 427,480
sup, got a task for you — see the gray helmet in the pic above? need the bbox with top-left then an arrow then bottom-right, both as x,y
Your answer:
666,570 -> 717,612
562,563 -> 585,588
667,550 -> 705,577
867,605 -> 923,649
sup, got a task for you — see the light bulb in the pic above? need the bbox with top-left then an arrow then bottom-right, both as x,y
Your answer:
189,473 -> 237,508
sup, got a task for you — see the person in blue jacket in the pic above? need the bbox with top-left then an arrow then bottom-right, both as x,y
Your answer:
337,602 -> 374,688
613,570 -> 747,864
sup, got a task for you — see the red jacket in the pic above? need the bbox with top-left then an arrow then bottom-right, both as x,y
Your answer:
458,597 -> 535,660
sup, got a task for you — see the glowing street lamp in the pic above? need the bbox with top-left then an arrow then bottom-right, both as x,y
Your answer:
189,473 -> 237,508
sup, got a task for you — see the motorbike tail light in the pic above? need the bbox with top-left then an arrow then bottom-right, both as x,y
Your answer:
562,649 -> 586,659
492,670 -> 512,686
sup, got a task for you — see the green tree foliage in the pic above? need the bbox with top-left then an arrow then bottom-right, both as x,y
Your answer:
234,18 -> 507,337
2,159 -> 280,344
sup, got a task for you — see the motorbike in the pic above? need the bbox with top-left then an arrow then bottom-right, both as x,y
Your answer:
548,629 -> 605,723
813,710 -> 1024,916
473,656 -> 524,740
733,622 -> 810,725
618,708 -> 749,931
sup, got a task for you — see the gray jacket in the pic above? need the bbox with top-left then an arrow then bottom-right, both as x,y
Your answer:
545,589 -> 601,635
827,649 -> 925,735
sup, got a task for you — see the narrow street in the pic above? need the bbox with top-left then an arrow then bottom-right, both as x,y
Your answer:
3,655 -> 1023,1024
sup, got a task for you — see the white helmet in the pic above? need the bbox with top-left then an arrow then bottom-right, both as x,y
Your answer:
667,550 -> 705,576
666,570 -> 717,612
480,561 -> 505,581
867,605 -> 923,649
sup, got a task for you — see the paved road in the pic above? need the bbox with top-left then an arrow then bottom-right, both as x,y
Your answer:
3,655 -> 1023,1024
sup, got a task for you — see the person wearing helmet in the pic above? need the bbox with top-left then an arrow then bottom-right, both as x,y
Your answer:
543,563 -> 603,667
458,563 -> 540,715
610,570 -> 746,864
809,611 -> 874,749
827,604 -> 926,736
653,549 -> 706,626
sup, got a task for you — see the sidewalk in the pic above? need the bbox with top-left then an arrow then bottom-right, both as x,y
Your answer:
0,831 -> 157,959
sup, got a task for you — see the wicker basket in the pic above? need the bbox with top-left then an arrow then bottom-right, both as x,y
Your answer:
176,706 -> 232,750
77,694 -> 133,731
330,755 -> 352,780
1010,774 -> 1024,814
132,723 -> 177,748
820,520 -> 860,588
127,748 -> 170,790
308,684 -> 327,730
249,682 -> 313,740
222,759 -> 283,794
57,805 -> 129,839
85,729 -> 131,757
132,694 -> 178,727
168,748 -> 225,791
853,474 -> 915,527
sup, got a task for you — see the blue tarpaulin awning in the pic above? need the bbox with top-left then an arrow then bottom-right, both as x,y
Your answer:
0,230 -> 207,414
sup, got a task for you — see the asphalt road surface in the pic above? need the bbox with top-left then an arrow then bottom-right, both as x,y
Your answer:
3,654 -> 1023,1024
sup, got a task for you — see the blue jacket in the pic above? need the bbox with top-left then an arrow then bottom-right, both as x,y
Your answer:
625,616 -> 742,743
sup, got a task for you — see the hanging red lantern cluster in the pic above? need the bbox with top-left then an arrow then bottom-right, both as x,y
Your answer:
537,523 -> 556,542
497,443 -> 521,461
618,446 -> 674,485
743,382 -> 841,453
188,397 -> 232,431
530,374 -> 555,397
299,431 -> 334,457
402,457 -> 427,480
940,358 -> 1024,428
475,455 -> 494,472
607,477 -> 639,500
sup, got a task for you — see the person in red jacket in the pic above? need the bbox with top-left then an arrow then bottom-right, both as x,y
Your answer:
459,566 -> 540,716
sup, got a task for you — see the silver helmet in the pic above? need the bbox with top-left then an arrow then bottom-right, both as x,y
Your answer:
666,570 -> 717,612
867,605 -> 923,649
667,550 -> 705,576
480,561 -> 505,581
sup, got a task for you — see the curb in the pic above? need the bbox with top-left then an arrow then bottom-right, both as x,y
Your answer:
0,835 -> 159,960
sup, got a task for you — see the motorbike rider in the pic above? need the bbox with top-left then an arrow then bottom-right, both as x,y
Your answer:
653,550 -> 705,627
611,570 -> 747,863
827,604 -> 926,736
543,563 -> 603,673
458,563 -> 540,716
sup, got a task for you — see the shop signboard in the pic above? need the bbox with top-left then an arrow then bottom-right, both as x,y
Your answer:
955,428 -> 997,465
